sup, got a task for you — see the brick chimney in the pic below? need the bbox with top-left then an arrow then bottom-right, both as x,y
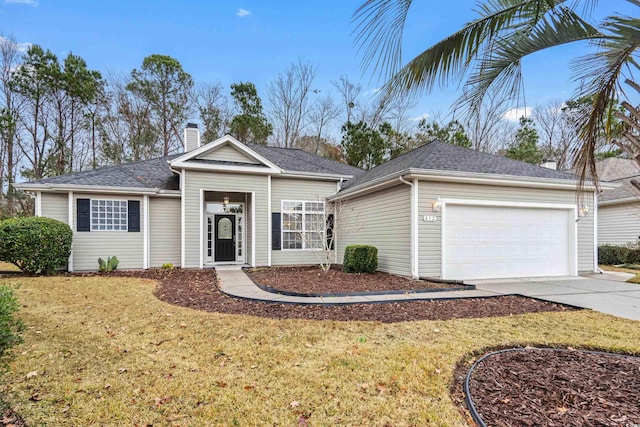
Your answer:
184,123 -> 200,152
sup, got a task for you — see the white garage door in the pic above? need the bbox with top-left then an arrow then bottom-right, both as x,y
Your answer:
443,204 -> 573,280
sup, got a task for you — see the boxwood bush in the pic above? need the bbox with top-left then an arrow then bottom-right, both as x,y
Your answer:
0,285 -> 23,372
0,217 -> 72,275
343,245 -> 378,273
598,244 -> 630,265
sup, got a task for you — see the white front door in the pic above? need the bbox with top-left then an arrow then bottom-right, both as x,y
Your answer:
443,204 -> 574,280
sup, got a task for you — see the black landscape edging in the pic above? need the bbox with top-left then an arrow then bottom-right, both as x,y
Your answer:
463,347 -> 640,427
220,288 -> 524,306
242,267 -> 475,298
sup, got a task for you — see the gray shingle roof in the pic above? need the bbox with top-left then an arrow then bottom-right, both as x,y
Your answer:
21,142 -> 362,190
342,140 -> 578,190
29,155 -> 181,190
247,144 -> 362,176
599,175 -> 640,202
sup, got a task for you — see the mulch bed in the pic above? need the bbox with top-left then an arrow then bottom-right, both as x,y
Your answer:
464,348 -> 640,427
81,268 -> 576,323
245,265 -> 467,295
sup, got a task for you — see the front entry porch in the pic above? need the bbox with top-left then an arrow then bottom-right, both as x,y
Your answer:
203,191 -> 251,267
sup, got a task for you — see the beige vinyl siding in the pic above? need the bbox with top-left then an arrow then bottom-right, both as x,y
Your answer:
598,202 -> 640,245
183,170 -> 268,267
198,144 -> 259,164
40,192 -> 68,223
337,184 -> 412,276
149,197 -> 181,267
271,178 -> 339,266
71,193 -> 144,271
417,181 -> 595,277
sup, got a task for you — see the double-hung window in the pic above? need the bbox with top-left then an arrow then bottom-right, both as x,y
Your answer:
281,201 -> 325,250
91,199 -> 128,231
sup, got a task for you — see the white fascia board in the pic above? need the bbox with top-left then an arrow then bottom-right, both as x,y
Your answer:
406,169 -> 606,191
598,197 -> 640,207
281,171 -> 353,180
327,171 -> 407,201
170,160 -> 281,175
170,134 -> 283,172
330,169 -> 609,202
14,183 -> 181,197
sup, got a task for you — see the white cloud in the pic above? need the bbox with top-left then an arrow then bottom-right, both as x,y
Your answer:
5,0 -> 39,6
236,8 -> 251,17
409,112 -> 430,122
502,107 -> 532,122
0,36 -> 32,52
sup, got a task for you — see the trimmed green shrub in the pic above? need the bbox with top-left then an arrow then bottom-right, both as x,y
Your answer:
162,263 -> 174,269
598,245 -> 630,265
98,256 -> 119,272
0,284 -> 24,373
343,245 -> 378,273
0,217 -> 72,275
625,248 -> 640,265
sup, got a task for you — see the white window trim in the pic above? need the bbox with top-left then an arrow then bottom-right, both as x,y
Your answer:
281,200 -> 325,251
90,198 -> 128,232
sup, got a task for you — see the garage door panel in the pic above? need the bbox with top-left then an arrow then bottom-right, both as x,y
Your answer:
443,205 -> 572,280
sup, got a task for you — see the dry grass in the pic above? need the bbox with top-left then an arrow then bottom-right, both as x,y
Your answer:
1,275 -> 639,426
600,264 -> 640,283
0,261 -> 20,272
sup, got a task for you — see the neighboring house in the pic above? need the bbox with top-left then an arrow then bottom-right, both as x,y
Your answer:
593,158 -> 640,246
16,125 -> 609,280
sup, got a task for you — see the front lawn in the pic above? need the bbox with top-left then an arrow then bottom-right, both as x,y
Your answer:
1,274 -> 639,426
600,264 -> 640,283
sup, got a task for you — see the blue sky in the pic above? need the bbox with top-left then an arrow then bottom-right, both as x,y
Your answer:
1,0 -> 637,123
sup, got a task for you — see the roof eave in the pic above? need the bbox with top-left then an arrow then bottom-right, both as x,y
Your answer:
14,182 -> 181,197
328,168 -> 612,201
598,196 -> 640,206
281,170 -> 354,180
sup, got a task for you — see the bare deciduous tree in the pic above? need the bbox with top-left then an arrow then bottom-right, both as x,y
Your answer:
460,93 -> 511,153
331,75 -> 361,124
307,94 -> 341,154
268,60 -> 317,148
191,82 -> 232,144
0,35 -> 24,213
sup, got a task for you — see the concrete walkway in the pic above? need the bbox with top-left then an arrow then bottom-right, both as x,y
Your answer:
216,266 -> 640,321
215,266 -> 496,305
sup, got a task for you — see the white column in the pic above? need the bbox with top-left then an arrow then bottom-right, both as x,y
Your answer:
34,191 -> 42,216
267,175 -> 272,267
143,195 -> 149,269
67,191 -> 73,272
199,189 -> 204,269
413,179 -> 419,279
593,192 -> 598,272
251,191 -> 256,267
181,171 -> 186,268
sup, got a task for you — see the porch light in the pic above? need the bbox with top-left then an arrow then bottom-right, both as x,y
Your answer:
223,197 -> 230,212
432,198 -> 442,212
578,206 -> 589,217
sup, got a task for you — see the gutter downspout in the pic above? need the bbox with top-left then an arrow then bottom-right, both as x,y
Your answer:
399,176 -> 419,279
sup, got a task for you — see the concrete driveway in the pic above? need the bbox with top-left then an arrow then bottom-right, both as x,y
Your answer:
468,274 -> 640,321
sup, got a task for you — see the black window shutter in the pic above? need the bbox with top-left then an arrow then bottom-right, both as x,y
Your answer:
326,214 -> 334,250
272,212 -> 281,250
128,200 -> 140,232
77,199 -> 91,232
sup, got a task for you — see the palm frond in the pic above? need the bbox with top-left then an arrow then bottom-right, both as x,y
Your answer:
572,12 -> 640,191
461,6 -> 602,115
352,0 -> 413,81
367,0 -> 571,97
